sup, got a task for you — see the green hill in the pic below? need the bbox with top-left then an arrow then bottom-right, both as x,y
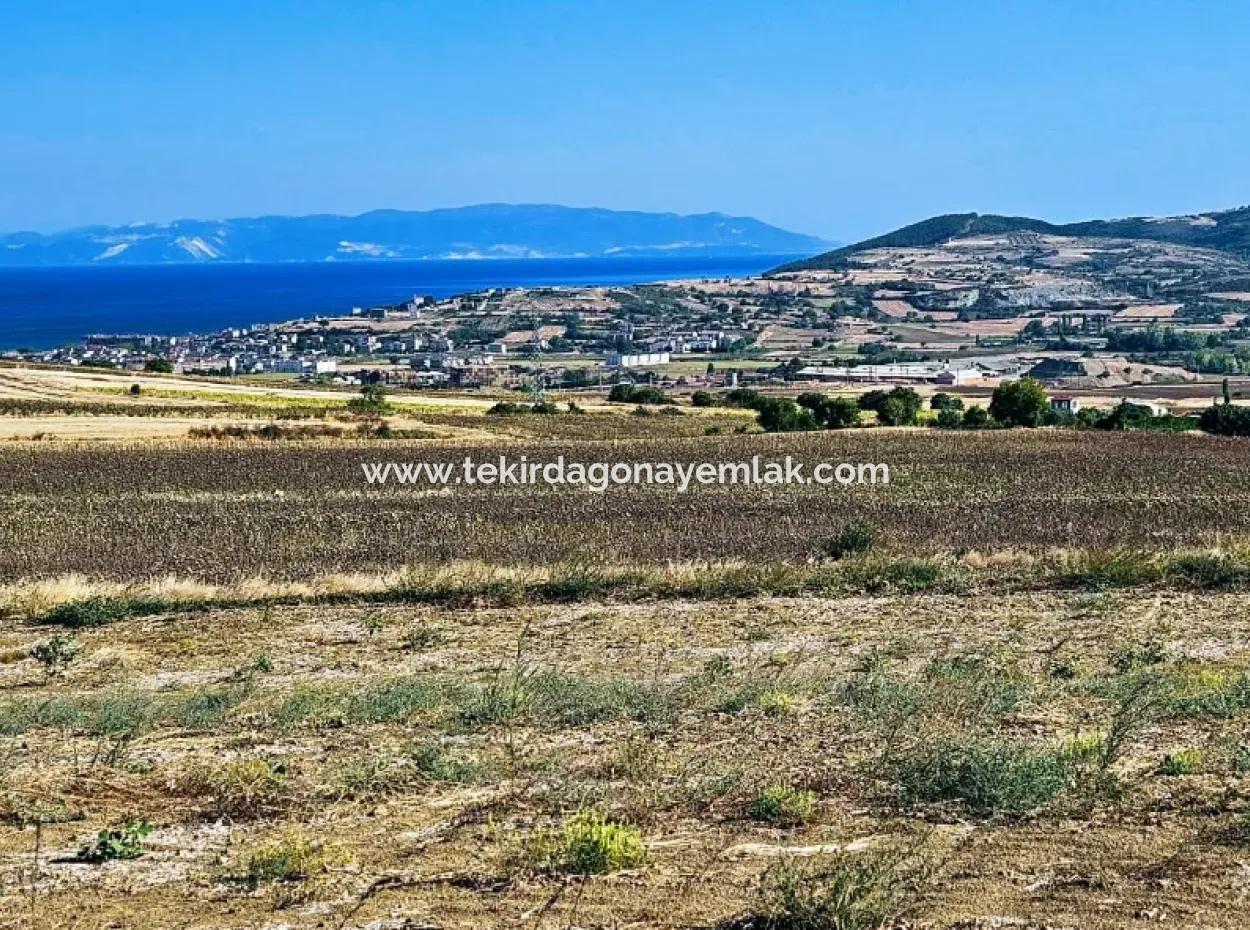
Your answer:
771,205 -> 1250,273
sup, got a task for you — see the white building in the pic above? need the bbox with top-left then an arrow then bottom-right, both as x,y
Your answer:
606,351 -> 671,368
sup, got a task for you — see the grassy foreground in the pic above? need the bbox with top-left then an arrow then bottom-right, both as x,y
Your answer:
4,584 -> 1250,928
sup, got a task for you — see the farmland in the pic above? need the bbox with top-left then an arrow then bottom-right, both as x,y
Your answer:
3,422 -> 1250,928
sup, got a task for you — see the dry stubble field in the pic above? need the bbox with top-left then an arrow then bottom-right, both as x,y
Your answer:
2,427 -> 1250,929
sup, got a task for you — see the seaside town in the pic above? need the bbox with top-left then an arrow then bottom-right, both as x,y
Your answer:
7,232 -> 1250,415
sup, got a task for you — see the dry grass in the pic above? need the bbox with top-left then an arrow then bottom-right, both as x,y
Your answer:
4,588 -> 1250,927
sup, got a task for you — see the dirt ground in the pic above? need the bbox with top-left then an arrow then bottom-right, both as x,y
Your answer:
4,588 -> 1250,929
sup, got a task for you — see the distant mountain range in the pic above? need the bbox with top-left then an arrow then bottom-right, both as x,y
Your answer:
0,204 -> 833,267
771,205 -> 1250,273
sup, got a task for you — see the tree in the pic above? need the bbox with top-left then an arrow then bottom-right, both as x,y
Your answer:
143,358 -> 173,373
797,392 -> 860,429
934,408 -> 963,429
348,382 -> 392,418
962,405 -> 991,428
930,392 -> 964,412
755,397 -> 820,432
989,377 -> 1049,427
856,387 -> 921,426
690,390 -> 718,408
1199,403 -> 1250,437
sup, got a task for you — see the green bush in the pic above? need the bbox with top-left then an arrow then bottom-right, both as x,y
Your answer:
244,829 -> 345,884
527,810 -> 646,875
822,520 -> 880,560
1198,402 -> 1250,437
608,384 -> 672,405
690,390 -> 719,407
961,405 -> 991,428
858,387 -> 922,426
930,392 -> 964,412
749,786 -> 816,825
798,392 -> 861,429
888,737 -> 1071,813
32,635 -> 78,678
486,401 -> 526,416
1159,748 -> 1205,776
42,597 -> 135,628
78,819 -> 152,862
755,846 -> 931,930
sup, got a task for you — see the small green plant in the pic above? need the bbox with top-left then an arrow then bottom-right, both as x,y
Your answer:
1159,748 -> 1204,776
755,688 -> 799,717
244,829 -> 346,884
756,843 -> 933,930
402,622 -> 447,651
888,737 -> 1071,814
1111,640 -> 1167,674
78,818 -> 152,862
525,810 -> 645,875
187,757 -> 288,818
412,743 -> 481,784
360,609 -> 385,637
822,520 -> 880,560
32,635 -> 78,679
749,786 -> 816,826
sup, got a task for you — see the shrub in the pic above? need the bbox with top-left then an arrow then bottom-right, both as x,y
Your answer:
723,387 -> 765,409
41,596 -> 135,628
609,384 -> 672,405
412,743 -> 482,784
930,392 -> 964,412
1198,402 -> 1250,437
754,845 -> 932,930
798,392 -> 861,429
402,622 -> 447,651
32,635 -> 78,678
755,689 -> 798,717
888,737 -> 1071,813
347,382 -> 392,417
1062,550 -> 1162,591
1110,640 -> 1167,674
1166,552 -> 1250,589
989,377 -> 1049,427
526,810 -> 646,875
934,408 -> 963,429
690,390 -> 719,407
961,405 -> 991,428
1159,748 -> 1205,776
486,401 -> 525,416
186,757 -> 288,818
749,786 -> 816,825
822,520 -> 880,560
78,819 -> 152,862
244,829 -> 345,884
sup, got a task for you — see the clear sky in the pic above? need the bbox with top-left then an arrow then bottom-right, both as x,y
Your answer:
2,0 -> 1247,242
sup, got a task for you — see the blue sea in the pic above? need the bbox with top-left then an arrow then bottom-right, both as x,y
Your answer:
0,255 -> 793,350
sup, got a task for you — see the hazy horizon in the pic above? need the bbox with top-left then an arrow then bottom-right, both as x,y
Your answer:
3,1 -> 1248,241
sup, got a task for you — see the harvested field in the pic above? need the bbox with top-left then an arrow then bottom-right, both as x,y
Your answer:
1,431 -> 1247,581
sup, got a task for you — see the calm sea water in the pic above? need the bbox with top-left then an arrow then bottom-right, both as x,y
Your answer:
0,255 -> 793,350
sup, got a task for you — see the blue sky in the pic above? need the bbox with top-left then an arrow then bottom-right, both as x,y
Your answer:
1,0 -> 1247,241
